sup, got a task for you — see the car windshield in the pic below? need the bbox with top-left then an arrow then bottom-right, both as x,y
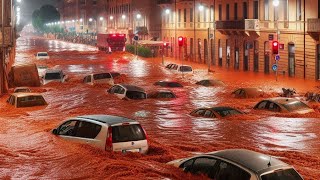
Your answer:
282,101 -> 310,112
261,168 -> 303,180
179,66 -> 192,72
45,72 -> 62,80
215,109 -> 242,117
17,96 -> 46,107
112,124 -> 146,143
93,73 -> 112,80
158,92 -> 175,98
38,53 -> 48,56
168,82 -> 183,87
126,91 -> 146,99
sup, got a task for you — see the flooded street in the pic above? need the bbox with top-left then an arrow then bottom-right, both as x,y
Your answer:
1,36 -> 320,179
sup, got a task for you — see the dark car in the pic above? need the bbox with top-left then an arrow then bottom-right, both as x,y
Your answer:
147,90 -> 176,99
168,149 -> 303,180
190,106 -> 244,118
196,79 -> 225,87
154,81 -> 183,88
108,84 -> 147,100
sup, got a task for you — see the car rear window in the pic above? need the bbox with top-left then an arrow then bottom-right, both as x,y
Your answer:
261,168 -> 303,180
179,66 -> 192,72
282,101 -> 310,112
126,91 -> 146,99
93,73 -> 112,80
45,72 -> 62,80
112,124 -> 146,143
38,53 -> 48,57
17,96 -> 46,107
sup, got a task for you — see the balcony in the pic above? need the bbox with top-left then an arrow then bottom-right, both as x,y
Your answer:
307,18 -> 320,40
216,19 -> 260,36
157,0 -> 172,4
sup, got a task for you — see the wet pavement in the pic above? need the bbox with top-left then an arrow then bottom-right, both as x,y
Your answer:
0,36 -> 319,179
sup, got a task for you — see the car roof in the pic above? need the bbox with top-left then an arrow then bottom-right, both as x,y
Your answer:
45,69 -> 62,73
208,149 -> 289,174
76,114 -> 137,125
118,84 -> 145,92
265,97 -> 301,105
11,93 -> 43,98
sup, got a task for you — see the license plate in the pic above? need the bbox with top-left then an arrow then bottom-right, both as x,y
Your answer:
122,149 -> 140,153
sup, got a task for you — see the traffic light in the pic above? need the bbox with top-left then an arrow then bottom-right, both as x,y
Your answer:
272,41 -> 279,55
178,36 -> 184,47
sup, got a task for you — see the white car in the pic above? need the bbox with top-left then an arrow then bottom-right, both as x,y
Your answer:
42,69 -> 67,85
168,149 -> 303,180
108,84 -> 147,100
83,72 -> 115,85
52,114 -> 149,154
36,52 -> 49,60
167,64 -> 193,74
7,93 -> 47,108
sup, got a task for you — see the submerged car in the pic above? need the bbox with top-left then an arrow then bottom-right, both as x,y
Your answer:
42,69 -> 67,85
232,88 -> 264,98
13,87 -> 31,93
254,97 -> 314,114
165,63 -> 178,69
154,81 -> 183,88
52,114 -> 149,154
83,72 -> 115,85
166,64 -> 193,74
147,90 -> 176,99
168,149 -> 303,180
190,106 -> 244,118
36,52 -> 49,60
196,79 -> 225,87
7,93 -> 47,108
108,84 -> 147,100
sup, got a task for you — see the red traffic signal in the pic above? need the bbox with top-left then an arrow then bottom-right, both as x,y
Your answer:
163,42 -> 169,47
272,41 -> 279,54
178,36 -> 184,47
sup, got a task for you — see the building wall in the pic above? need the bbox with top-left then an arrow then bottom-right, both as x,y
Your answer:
160,0 -> 320,80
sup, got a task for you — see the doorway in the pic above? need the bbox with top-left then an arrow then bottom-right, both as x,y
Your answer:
254,40 -> 259,72
288,43 -> 295,77
243,42 -> 249,71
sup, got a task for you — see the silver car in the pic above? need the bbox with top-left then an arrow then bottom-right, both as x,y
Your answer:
168,149 -> 303,180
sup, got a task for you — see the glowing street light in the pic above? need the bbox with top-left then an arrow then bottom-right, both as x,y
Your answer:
89,18 -> 93,22
198,5 -> 204,11
272,0 -> 279,7
165,9 -> 170,15
99,17 -> 104,21
109,16 -> 114,20
80,18 -> 83,22
122,15 -> 126,19
136,14 -> 141,19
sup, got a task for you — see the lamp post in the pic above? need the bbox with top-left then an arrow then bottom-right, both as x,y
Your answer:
273,0 -> 279,81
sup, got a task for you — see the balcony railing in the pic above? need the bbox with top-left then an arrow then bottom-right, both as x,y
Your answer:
307,18 -> 320,32
162,22 -> 214,29
216,19 -> 259,31
259,20 -> 305,31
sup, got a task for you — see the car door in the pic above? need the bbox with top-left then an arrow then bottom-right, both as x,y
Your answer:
180,156 -> 219,178
73,120 -> 103,149
214,161 -> 251,180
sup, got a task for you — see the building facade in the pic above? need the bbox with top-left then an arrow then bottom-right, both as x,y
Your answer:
159,0 -> 320,80
58,0 -> 161,40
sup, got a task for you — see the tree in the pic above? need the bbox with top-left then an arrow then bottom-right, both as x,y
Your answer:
32,4 -> 60,33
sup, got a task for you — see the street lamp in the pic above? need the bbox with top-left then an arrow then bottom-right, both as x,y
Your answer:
136,14 -> 141,19
89,18 -> 93,22
165,9 -> 170,15
198,4 -> 204,11
272,0 -> 279,7
121,15 -> 126,19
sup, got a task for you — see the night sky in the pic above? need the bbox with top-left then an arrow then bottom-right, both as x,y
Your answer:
19,0 -> 58,25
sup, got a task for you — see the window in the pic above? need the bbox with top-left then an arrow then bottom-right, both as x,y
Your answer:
184,9 -> 187,23
58,120 -> 78,136
178,9 -> 181,22
218,4 -> 222,20
17,96 -> 46,107
226,4 -> 230,20
180,158 -> 194,172
257,101 -> 268,109
204,110 -> 214,118
190,8 -> 193,22
93,0 -> 97,5
268,103 -> 280,112
126,91 -> 146,99
194,109 -> 206,116
297,0 -> 301,20
264,0 -> 269,20
243,2 -> 248,19
158,92 -> 175,98
191,157 -> 218,178
93,73 -> 112,80
215,162 -> 250,180
234,3 -> 238,20
261,168 -> 303,180
253,1 -> 259,19
112,124 -> 146,143
79,0 -> 86,5
45,72 -> 62,80
75,121 -> 101,139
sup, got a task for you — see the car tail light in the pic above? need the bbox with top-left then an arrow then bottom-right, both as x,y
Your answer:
105,126 -> 113,151
112,34 -> 116,37
141,126 -> 148,142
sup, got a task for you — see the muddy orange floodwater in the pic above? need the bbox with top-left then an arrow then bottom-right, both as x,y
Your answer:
0,36 -> 319,179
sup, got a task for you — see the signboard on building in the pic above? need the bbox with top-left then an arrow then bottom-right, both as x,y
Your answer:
279,43 -> 284,50
0,27 -> 12,46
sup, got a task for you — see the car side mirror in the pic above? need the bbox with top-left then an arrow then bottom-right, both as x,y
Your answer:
52,129 -> 58,135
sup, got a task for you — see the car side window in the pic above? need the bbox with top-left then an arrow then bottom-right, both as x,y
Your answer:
215,161 -> 251,180
119,87 -> 125,94
180,158 -> 194,172
194,109 -> 206,116
190,157 -> 218,178
257,101 -> 268,109
113,86 -> 121,94
75,121 -> 102,139
58,120 -> 79,136
269,102 -> 281,112
204,110 -> 214,118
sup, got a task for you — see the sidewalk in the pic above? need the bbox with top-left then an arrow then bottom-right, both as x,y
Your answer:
149,55 -> 320,93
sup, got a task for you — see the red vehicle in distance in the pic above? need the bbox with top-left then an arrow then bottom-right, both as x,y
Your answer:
97,33 -> 127,53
